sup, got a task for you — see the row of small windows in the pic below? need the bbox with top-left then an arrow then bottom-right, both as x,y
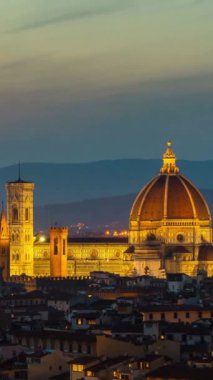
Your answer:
148,311 -> 211,320
12,207 -> 30,223
12,254 -> 20,261
166,222 -> 195,226
11,234 -> 30,242
18,338 -> 91,355
12,253 -> 31,261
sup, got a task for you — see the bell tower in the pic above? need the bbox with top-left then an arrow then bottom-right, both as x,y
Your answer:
6,176 -> 35,277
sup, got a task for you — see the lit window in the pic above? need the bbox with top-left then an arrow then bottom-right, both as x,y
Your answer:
86,371 -> 94,377
72,364 -> 84,372
88,319 -> 96,325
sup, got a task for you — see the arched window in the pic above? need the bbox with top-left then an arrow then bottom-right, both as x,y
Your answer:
63,239 -> 66,255
12,207 -> 19,223
54,238 -> 58,255
25,208 -> 29,221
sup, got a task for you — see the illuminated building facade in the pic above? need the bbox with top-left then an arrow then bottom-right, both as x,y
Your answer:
1,141 -> 213,280
130,141 -> 213,277
6,180 -> 34,277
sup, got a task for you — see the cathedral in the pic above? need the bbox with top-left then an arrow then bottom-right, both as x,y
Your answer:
1,141 -> 213,280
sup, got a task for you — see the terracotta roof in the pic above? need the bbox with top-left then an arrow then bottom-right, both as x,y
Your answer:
130,174 -> 211,222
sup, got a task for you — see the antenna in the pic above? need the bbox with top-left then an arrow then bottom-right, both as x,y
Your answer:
18,161 -> 21,181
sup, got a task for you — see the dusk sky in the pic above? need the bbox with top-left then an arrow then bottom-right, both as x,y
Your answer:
0,0 -> 213,165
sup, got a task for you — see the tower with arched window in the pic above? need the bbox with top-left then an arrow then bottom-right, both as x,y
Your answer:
50,227 -> 68,277
6,179 -> 35,276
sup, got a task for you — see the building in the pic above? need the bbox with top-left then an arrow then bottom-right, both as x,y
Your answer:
1,141 -> 213,280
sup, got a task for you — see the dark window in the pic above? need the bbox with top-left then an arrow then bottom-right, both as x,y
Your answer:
198,312 -> 203,318
60,341 -> 64,351
186,312 -> 190,319
63,239 -> 66,255
12,207 -> 18,223
87,344 -> 91,354
149,313 -> 153,320
59,366 -> 62,371
174,312 -> 178,319
161,313 -> 165,320
25,208 -> 29,221
15,371 -> 28,379
78,343 -> 82,353
54,238 -> 58,255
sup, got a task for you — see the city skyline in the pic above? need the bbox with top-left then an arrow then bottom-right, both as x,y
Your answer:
0,0 -> 213,165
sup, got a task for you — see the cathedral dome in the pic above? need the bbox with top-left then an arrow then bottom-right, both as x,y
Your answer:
130,141 -> 211,223
129,141 -> 212,246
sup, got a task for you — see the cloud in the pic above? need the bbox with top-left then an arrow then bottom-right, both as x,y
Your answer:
12,0 -> 133,32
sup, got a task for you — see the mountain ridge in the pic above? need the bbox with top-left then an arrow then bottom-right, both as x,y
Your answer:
34,189 -> 213,233
1,159 -> 213,207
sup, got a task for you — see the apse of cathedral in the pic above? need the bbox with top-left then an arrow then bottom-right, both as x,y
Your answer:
1,141 -> 213,280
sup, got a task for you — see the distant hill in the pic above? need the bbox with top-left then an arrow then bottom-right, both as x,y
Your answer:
34,189 -> 213,233
34,193 -> 136,232
1,159 -> 213,206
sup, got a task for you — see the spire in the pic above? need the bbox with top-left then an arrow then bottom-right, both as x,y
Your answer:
160,140 -> 179,174
18,161 -> 21,181
0,202 -> 9,239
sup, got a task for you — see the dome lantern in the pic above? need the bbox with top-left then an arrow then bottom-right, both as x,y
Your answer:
160,140 -> 179,174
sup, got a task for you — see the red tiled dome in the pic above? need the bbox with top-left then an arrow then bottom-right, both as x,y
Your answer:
130,142 -> 211,223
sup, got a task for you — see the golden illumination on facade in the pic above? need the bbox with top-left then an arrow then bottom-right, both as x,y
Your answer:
0,205 -> 10,280
1,141 -> 213,280
6,181 -> 34,277
50,227 -> 68,277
